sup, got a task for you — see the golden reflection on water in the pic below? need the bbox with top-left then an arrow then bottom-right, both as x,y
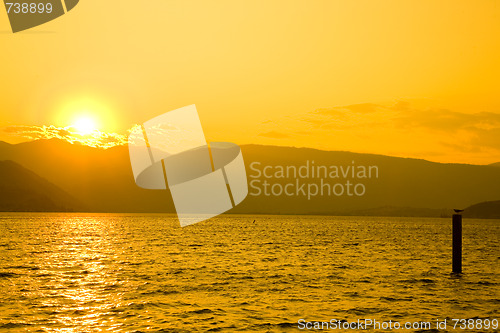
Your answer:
33,216 -> 125,332
0,213 -> 498,332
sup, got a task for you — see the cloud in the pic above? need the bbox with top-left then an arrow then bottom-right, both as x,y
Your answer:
3,125 -> 129,149
301,106 -> 390,131
303,101 -> 500,137
315,103 -> 381,116
259,131 -> 290,139
267,100 -> 500,164
392,108 -> 500,132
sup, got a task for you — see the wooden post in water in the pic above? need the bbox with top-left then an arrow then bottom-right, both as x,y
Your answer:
452,214 -> 462,273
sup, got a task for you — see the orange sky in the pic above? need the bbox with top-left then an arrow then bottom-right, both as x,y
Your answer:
0,0 -> 499,164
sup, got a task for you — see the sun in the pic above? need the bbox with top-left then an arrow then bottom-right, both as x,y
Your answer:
73,117 -> 98,135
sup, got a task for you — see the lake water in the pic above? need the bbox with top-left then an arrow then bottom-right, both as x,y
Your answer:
0,214 -> 498,332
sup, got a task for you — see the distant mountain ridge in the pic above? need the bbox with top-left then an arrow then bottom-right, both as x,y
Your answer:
0,139 -> 499,217
233,144 -> 500,215
0,139 -> 174,213
0,160 -> 83,211
340,206 -> 450,218
463,200 -> 500,219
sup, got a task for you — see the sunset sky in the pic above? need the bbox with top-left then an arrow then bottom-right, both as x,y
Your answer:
0,0 -> 499,164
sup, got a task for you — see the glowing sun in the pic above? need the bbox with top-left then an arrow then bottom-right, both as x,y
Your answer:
73,117 -> 98,135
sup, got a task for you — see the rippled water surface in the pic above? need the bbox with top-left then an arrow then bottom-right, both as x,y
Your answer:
0,214 -> 498,332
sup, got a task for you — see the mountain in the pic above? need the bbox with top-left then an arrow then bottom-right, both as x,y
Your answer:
489,162 -> 500,167
0,160 -> 83,211
1,139 -> 500,216
339,206 -> 451,218
0,139 -> 173,212
463,200 -> 500,219
232,145 -> 500,215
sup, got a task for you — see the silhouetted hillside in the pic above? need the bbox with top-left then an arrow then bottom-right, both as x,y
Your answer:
0,139 -> 173,212
1,139 -> 500,216
340,206 -> 450,218
463,200 -> 500,219
490,162 -> 500,167
233,145 -> 500,215
0,160 -> 83,211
